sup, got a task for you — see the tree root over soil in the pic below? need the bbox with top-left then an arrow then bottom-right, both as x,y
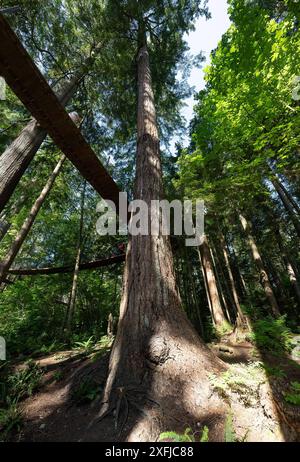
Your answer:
7,342 -> 300,442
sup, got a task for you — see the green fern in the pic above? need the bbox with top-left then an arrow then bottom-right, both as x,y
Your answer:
159,426 -> 209,442
224,414 -> 236,442
200,426 -> 209,442
159,429 -> 194,442
284,381 -> 300,406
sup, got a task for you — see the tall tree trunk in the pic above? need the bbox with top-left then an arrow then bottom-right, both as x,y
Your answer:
199,235 -> 227,328
273,177 -> 300,216
0,220 -> 10,242
0,75 -> 80,213
184,247 -> 204,338
198,247 -> 214,319
219,232 -> 249,329
239,213 -> 280,317
229,243 -> 248,299
107,313 -> 115,338
275,229 -> 300,305
0,155 -> 66,283
65,182 -> 86,339
272,178 -> 300,238
97,37 -> 226,441
210,245 -> 233,325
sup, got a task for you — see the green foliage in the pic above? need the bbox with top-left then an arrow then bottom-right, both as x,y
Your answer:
260,364 -> 286,378
5,360 -> 43,402
284,382 -> 300,406
200,426 -> 209,442
250,316 -> 293,353
159,422 -> 240,443
0,360 -> 43,440
209,362 -> 266,406
159,426 -> 209,442
224,414 -> 236,442
52,370 -> 63,382
0,401 -> 23,442
216,321 -> 233,338
74,336 -> 95,353
71,377 -> 101,405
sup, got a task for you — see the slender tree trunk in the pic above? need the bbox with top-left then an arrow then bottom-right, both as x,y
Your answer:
239,213 -> 280,317
273,177 -> 300,216
65,182 -> 86,339
65,246 -> 82,338
272,179 -> 300,238
275,229 -> 300,305
210,245 -> 232,325
0,155 -> 66,283
98,36 -> 226,441
198,247 -> 214,319
0,75 -> 80,213
287,262 -> 300,305
184,247 -> 204,337
229,243 -> 248,299
219,232 -> 249,329
107,313 -> 114,337
199,235 -> 227,328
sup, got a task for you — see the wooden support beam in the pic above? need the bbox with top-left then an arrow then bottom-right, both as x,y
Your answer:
8,254 -> 125,276
0,7 -> 20,15
0,14 -> 123,213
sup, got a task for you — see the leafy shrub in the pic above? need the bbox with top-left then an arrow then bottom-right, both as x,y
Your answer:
52,370 -> 63,382
249,316 -> 293,353
260,364 -> 286,378
6,360 -> 43,401
209,362 -> 266,406
216,321 -> 233,337
200,426 -> 209,442
224,414 -> 236,442
284,382 -> 300,406
71,377 -> 101,404
74,336 -> 95,353
0,361 -> 42,441
159,426 -> 209,442
0,400 -> 22,441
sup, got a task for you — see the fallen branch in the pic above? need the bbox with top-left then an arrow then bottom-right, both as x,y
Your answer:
8,254 -> 125,276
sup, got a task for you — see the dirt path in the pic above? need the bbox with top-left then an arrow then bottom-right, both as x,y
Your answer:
9,342 -> 300,442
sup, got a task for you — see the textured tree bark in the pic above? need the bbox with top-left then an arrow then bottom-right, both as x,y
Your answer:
275,229 -> 300,305
239,213 -> 280,317
97,37 -> 226,442
199,235 -> 227,328
0,220 -> 10,242
0,75 -> 79,213
229,244 -> 248,299
219,232 -> 249,329
273,177 -> 300,216
210,245 -> 233,325
272,179 -> 300,238
0,155 -> 66,284
107,313 -> 115,337
65,181 -> 86,339
190,269 -> 205,336
198,247 -> 214,318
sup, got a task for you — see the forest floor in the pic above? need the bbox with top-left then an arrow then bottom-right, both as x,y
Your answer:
5,336 -> 300,443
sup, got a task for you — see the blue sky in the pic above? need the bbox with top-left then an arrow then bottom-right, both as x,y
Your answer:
177,0 -> 231,146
